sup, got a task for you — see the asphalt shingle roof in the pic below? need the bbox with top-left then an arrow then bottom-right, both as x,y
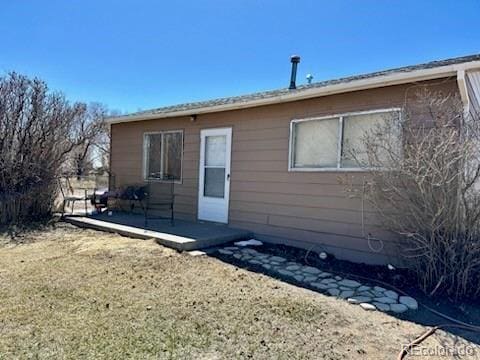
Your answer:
117,54 -> 480,119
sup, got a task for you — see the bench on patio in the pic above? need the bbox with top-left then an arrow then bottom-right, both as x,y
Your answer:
91,176 -> 175,226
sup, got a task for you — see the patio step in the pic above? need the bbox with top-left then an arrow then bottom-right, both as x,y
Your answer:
63,215 -> 253,251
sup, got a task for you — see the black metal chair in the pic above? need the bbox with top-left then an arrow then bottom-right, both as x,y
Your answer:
144,176 -> 175,227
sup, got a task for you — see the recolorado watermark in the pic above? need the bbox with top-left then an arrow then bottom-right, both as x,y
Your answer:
401,344 -> 477,357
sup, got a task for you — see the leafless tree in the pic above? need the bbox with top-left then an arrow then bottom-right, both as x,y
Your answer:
0,72 -> 105,224
67,103 -> 110,178
344,89 -> 480,300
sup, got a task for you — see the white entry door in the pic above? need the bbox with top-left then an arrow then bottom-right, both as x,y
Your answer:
198,128 -> 232,223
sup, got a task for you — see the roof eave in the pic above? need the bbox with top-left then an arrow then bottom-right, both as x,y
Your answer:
107,60 -> 480,125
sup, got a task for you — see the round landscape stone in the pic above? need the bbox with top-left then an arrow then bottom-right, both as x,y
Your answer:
384,290 -> 399,300
339,290 -> 355,299
373,296 -> 398,304
338,279 -> 362,288
294,275 -> 304,282
360,303 -> 376,311
320,278 -> 336,285
373,290 -> 386,297
311,282 -> 330,290
270,256 -> 286,263
278,269 -> 294,277
317,272 -> 331,278
390,303 -> 409,313
399,296 -> 418,310
372,302 -> 390,312
218,249 -> 233,255
286,265 -> 301,271
302,266 -> 321,275
328,288 -> 340,296
347,296 -> 372,304
242,249 -> 259,256
285,261 -> 299,266
357,285 -> 371,292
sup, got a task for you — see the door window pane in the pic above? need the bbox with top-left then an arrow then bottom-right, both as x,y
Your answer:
204,168 -> 225,198
293,118 -> 339,168
205,135 -> 226,167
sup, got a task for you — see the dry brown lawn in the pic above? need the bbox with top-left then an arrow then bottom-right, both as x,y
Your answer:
0,224 -> 478,359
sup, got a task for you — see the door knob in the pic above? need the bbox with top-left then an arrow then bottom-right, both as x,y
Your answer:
227,174 -> 230,180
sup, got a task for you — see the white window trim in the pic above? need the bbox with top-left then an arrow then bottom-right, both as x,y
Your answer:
143,130 -> 184,183
288,108 -> 402,172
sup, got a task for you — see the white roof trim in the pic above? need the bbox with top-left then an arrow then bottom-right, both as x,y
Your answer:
107,60 -> 480,124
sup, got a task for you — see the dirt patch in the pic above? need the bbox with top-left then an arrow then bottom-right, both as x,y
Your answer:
0,226 -> 478,359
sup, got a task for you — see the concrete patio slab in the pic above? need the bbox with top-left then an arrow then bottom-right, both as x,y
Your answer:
64,212 -> 253,251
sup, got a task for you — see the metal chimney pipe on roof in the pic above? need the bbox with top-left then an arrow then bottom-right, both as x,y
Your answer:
289,55 -> 301,89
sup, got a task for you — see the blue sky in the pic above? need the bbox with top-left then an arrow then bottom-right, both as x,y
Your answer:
0,0 -> 478,113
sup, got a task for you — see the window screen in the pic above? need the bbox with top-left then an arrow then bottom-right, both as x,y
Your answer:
341,112 -> 389,168
293,118 -> 339,168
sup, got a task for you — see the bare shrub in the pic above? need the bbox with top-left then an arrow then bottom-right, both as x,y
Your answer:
346,89 -> 480,300
0,72 -> 105,224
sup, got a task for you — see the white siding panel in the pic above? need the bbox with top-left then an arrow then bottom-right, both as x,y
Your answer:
466,70 -> 480,120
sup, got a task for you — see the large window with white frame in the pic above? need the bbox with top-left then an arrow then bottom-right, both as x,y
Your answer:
289,109 -> 401,170
143,130 -> 183,181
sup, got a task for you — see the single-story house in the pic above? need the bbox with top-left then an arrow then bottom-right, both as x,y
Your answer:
107,54 -> 480,265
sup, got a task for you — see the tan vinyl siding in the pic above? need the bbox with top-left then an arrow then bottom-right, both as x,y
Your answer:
110,78 -> 459,264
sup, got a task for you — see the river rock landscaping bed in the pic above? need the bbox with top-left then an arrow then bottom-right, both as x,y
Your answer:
218,244 -> 418,314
